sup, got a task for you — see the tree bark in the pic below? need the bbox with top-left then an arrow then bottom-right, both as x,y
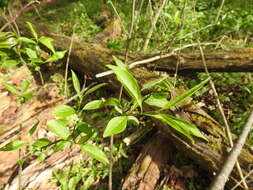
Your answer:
5,19 -> 253,189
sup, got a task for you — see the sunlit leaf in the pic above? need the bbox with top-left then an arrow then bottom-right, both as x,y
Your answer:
107,64 -> 142,109
21,80 -> 30,92
47,119 -> 71,140
26,48 -> 37,59
127,116 -> 139,125
33,138 -> 51,147
162,77 -> 210,110
0,37 -> 18,48
103,98 -> 120,106
52,105 -> 75,118
3,82 -> 20,95
1,59 -> 19,68
26,22 -> 38,40
29,120 -> 39,136
84,83 -> 107,96
18,37 -> 36,44
39,36 -> 55,53
144,91 -> 170,108
142,76 -> 168,90
103,116 -> 128,137
54,141 -> 71,152
0,140 -> 28,151
148,114 -> 208,142
71,70 -> 80,94
80,144 -> 109,164
83,100 -> 103,110
46,50 -> 67,62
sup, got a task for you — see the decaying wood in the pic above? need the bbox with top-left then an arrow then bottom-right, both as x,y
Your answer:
121,133 -> 171,190
1,17 -> 253,189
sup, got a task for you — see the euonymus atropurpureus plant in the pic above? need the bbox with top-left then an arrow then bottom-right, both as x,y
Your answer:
0,56 -> 209,165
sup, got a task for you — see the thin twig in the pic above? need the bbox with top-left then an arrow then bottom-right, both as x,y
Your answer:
64,24 -> 76,97
95,42 -> 217,78
208,110 -> 253,190
142,0 -> 168,52
231,169 -> 253,190
197,40 -> 248,189
0,0 -> 40,32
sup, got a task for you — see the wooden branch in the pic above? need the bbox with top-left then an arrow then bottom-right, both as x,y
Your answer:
209,110 -> 253,190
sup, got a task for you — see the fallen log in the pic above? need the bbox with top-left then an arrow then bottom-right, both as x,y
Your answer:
2,18 -> 253,189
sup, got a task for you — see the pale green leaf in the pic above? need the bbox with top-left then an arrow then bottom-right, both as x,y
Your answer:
127,116 -> 139,125
26,22 -> 38,40
142,76 -> 168,90
71,70 -> 80,94
103,116 -> 128,137
162,77 -> 210,110
47,119 -> 71,140
39,36 -> 55,53
33,138 -> 51,147
83,100 -> 103,110
54,141 -> 71,152
52,105 -> 75,118
112,56 -> 127,68
0,37 -> 18,48
1,59 -> 19,68
81,144 -> 109,164
18,37 -> 36,44
26,48 -> 37,59
21,80 -> 30,92
144,92 -> 170,108
29,120 -> 40,136
46,50 -> 67,62
84,83 -> 107,96
107,64 -> 142,109
0,140 -> 28,151
3,82 -> 20,95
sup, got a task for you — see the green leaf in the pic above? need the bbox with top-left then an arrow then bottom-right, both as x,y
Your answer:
103,98 -> 120,106
21,80 -> 30,92
148,114 -> 208,142
148,113 -> 193,141
3,82 -> 20,95
0,37 -> 18,48
18,37 -> 36,44
33,138 -> 51,147
80,144 -> 109,164
30,58 -> 43,63
46,50 -> 67,62
144,92 -> 170,108
29,120 -> 40,136
26,22 -> 38,40
162,77 -> 210,110
21,92 -> 33,99
84,83 -> 107,96
52,105 -> 75,118
0,140 -> 28,151
26,48 -> 37,59
71,70 -> 80,94
54,141 -> 71,152
107,64 -> 142,109
38,36 -> 55,53
1,59 -> 19,68
76,122 -> 92,134
47,119 -> 71,140
142,76 -> 168,90
83,100 -> 103,110
127,116 -> 139,125
103,116 -> 128,137
112,56 -> 127,68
